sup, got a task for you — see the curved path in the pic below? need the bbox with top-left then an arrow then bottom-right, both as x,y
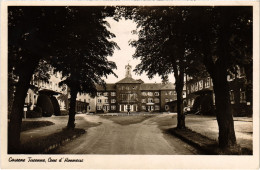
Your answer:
52,114 -> 199,154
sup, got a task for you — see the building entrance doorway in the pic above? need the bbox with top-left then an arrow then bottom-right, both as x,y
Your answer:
119,104 -> 138,112
147,105 -> 154,112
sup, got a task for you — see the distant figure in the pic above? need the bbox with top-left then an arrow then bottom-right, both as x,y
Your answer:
127,105 -> 131,115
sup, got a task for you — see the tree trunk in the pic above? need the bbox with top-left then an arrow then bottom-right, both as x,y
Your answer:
176,80 -> 185,129
212,64 -> 236,148
8,60 -> 39,153
67,85 -> 78,129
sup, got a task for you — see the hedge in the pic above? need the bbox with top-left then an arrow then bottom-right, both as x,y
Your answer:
36,94 -> 54,117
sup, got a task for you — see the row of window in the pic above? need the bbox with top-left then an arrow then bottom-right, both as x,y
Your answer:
97,92 -> 116,97
97,99 -> 116,103
32,80 -> 64,92
97,91 -> 177,97
119,86 -> 138,90
141,98 -> 160,103
141,105 -> 161,110
141,92 -> 160,96
141,98 -> 174,103
120,93 -> 138,101
98,97 -> 176,104
230,90 -> 247,103
188,77 -> 212,94
97,105 -> 116,110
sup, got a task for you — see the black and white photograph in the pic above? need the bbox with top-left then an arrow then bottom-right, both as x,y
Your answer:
1,1 -> 259,169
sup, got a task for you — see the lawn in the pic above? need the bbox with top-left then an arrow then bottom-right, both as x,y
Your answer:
8,121 -> 55,132
20,128 -> 85,154
101,115 -> 155,125
150,114 -> 177,130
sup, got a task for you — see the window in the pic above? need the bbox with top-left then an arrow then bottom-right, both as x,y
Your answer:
148,98 -> 153,103
240,90 -> 246,103
199,80 -> 203,90
120,94 -> 127,100
230,90 -> 235,104
121,86 -> 124,90
97,92 -> 102,96
205,77 -> 211,88
155,105 -> 160,110
105,99 -> 109,103
142,105 -> 146,110
183,92 -> 186,98
142,92 -> 147,96
111,92 -> 116,96
170,99 -> 173,102
88,106 -> 91,110
97,106 -> 102,110
165,92 -> 168,95
165,105 -> 169,111
142,99 -> 146,103
191,85 -> 195,93
97,99 -> 102,103
165,99 -> 169,102
111,99 -> 116,103
168,91 -> 173,95
111,105 -> 116,110
154,98 -> 160,103
132,86 -> 135,89
126,86 -> 129,90
195,82 -> 198,91
148,92 -> 153,96
104,92 -> 108,96
154,92 -> 159,96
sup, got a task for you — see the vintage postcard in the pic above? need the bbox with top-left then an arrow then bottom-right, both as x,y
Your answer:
1,1 -> 259,169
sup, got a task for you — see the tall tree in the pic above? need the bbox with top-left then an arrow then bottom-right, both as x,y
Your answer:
8,7 -> 71,153
126,6 -> 252,148
126,7 -> 204,129
50,7 -> 118,129
186,6 -> 253,148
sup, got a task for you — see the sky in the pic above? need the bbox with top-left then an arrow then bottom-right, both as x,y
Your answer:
104,18 -> 175,84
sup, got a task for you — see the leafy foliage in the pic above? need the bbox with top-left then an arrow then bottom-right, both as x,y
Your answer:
51,7 -> 119,97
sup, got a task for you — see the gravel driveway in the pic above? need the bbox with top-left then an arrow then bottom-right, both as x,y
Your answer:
52,114 -> 199,154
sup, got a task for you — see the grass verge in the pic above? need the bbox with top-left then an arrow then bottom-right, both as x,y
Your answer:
21,121 -> 55,132
8,121 -> 55,132
170,128 -> 252,155
19,128 -> 85,154
101,115 -> 155,125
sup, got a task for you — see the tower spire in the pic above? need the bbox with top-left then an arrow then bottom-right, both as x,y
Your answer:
125,63 -> 132,78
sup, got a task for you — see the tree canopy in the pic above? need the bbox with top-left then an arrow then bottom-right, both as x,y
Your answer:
124,6 -> 252,147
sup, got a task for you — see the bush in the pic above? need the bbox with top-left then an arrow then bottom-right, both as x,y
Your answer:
50,97 -> 61,116
33,106 -> 42,113
36,94 -> 54,117
26,110 -> 42,118
60,110 -> 69,116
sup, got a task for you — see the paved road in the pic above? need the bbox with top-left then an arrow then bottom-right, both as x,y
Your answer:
52,114 -> 199,154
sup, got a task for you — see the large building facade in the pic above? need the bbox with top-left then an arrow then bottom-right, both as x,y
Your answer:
186,66 -> 252,116
95,64 -> 176,113
8,68 -> 95,117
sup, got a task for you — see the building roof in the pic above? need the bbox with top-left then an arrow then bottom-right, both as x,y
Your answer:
96,84 -> 116,91
160,83 -> 175,90
116,77 -> 141,84
140,83 -> 163,90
